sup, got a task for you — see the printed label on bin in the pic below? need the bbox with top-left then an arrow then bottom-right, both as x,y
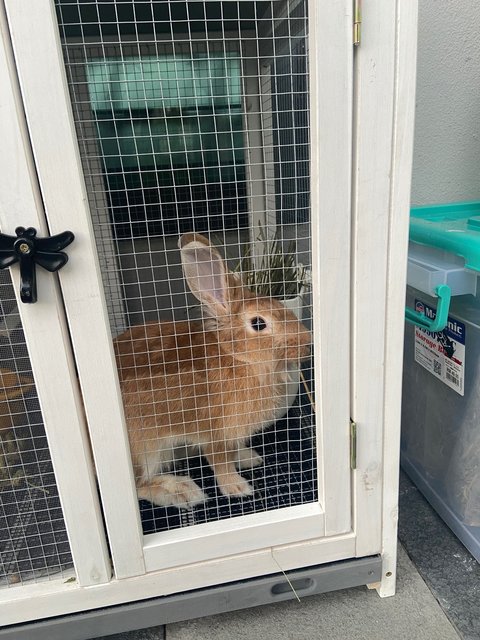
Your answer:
414,300 -> 465,396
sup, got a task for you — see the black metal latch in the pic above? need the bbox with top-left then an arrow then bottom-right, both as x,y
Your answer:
0,227 -> 74,303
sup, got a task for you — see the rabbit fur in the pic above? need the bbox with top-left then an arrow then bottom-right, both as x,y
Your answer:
113,233 -> 312,509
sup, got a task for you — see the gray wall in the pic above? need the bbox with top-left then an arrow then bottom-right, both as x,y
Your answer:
411,0 -> 480,205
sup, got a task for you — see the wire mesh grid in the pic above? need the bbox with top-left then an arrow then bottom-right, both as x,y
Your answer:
55,0 -> 315,534
0,271 -> 73,588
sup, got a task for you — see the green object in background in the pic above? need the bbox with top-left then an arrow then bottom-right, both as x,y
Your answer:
406,201 -> 480,331
85,52 -> 248,235
86,53 -> 244,174
410,201 -> 480,272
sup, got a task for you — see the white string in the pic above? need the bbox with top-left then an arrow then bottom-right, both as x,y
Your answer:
270,550 -> 301,603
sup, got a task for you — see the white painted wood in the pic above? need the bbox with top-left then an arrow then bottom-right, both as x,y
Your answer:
351,1 -> 396,558
258,64 -> 277,232
0,532 -> 355,626
309,0 -> 353,535
0,4 -> 111,587
3,0 -> 145,579
242,46 -> 268,253
377,0 -> 419,598
143,503 -> 325,572
63,49 -> 128,337
351,0 -> 418,593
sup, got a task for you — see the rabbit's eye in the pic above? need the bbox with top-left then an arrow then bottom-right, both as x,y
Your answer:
251,316 -> 267,332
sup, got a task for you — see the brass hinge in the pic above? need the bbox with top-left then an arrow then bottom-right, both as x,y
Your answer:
353,0 -> 362,46
350,420 -> 357,469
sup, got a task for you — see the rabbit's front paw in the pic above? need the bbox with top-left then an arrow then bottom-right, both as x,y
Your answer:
217,472 -> 254,497
138,474 -> 206,509
236,446 -> 263,470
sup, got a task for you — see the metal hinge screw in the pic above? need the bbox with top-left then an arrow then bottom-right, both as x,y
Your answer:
18,243 -> 31,254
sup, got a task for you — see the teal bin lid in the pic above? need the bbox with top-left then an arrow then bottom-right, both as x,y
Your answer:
410,201 -> 480,273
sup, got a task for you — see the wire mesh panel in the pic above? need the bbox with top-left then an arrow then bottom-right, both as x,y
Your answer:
54,0 -> 315,535
0,271 -> 73,587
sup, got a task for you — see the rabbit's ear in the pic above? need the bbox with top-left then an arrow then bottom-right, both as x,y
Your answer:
179,235 -> 230,315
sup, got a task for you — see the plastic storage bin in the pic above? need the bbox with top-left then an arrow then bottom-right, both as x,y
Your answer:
402,201 -> 480,561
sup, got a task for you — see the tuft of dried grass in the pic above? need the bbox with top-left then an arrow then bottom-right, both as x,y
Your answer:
234,226 -> 307,299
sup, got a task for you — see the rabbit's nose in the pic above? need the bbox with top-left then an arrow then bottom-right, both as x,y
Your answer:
285,341 -> 311,362
299,342 -> 311,360
300,327 -> 313,359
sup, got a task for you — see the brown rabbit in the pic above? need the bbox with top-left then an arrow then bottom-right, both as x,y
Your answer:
114,233 -> 312,509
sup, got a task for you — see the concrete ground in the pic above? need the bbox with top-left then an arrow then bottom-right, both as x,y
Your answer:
97,544 -> 461,640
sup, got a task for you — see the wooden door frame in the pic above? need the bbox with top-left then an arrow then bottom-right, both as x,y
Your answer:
351,0 -> 419,597
0,0 -> 112,589
3,0 -> 353,580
